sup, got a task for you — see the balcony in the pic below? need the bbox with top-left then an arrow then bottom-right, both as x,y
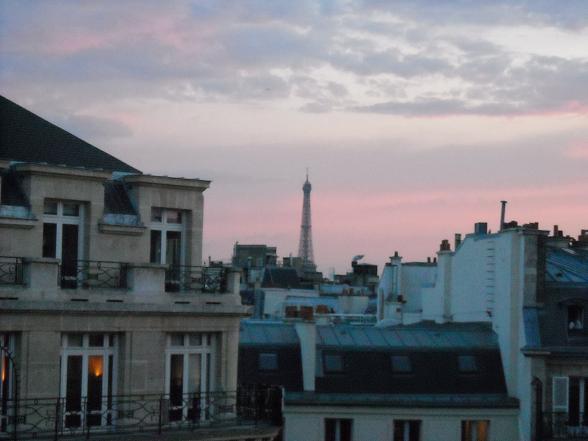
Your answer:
60,260 -> 129,290
165,265 -> 227,293
0,387 -> 281,440
0,257 -> 24,286
543,412 -> 588,440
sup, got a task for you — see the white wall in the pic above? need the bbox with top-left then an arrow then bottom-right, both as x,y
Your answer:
284,405 -> 519,441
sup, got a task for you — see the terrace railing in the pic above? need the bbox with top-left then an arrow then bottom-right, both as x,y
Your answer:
165,265 -> 227,293
0,386 -> 282,440
0,257 -> 24,286
60,260 -> 129,290
543,412 -> 588,440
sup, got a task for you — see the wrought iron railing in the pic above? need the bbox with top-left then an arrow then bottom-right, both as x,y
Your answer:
0,387 -> 281,440
165,265 -> 227,293
0,257 -> 24,286
60,260 -> 128,290
543,412 -> 588,439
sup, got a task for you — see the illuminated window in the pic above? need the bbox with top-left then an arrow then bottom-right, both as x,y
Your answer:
461,420 -> 489,441
1,333 -> 15,434
60,334 -> 117,429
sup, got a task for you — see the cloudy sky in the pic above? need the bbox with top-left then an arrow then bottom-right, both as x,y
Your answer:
1,0 -> 587,273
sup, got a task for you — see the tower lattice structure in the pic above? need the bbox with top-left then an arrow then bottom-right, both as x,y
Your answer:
297,172 -> 315,264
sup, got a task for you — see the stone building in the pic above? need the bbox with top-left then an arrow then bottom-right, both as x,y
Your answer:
0,96 -> 280,440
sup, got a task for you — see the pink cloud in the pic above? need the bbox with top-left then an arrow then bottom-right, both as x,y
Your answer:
565,142 -> 588,159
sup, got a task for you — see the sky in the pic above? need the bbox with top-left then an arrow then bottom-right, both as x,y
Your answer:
1,0 -> 587,274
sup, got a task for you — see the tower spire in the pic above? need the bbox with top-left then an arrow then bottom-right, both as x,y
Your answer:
298,171 -> 315,264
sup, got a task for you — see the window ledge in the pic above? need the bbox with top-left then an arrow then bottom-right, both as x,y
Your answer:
0,215 -> 37,229
98,222 -> 146,236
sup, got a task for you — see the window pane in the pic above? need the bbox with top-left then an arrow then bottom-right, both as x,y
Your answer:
67,333 -> 83,347
150,230 -> 162,264
458,355 -> 477,373
325,419 -> 336,441
89,335 -> 104,347
42,223 -> 57,258
169,354 -> 184,406
568,306 -> 584,330
166,231 -> 181,265
87,355 -> 104,423
188,334 -> 202,346
44,200 -> 58,215
188,354 -> 201,394
340,419 -> 352,441
167,210 -> 182,224
391,355 -> 412,373
324,353 -> 344,373
476,421 -> 489,441
170,334 -> 184,346
151,207 -> 163,222
259,353 -> 278,371
65,356 -> 83,428
63,203 -> 79,217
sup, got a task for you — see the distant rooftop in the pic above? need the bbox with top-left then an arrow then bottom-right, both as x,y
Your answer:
0,95 -> 140,174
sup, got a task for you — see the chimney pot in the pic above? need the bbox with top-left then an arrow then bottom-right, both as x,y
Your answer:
454,233 -> 462,249
440,239 -> 451,251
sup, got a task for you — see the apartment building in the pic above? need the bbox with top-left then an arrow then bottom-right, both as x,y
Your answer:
377,219 -> 588,441
0,96 -> 280,440
239,319 -> 519,441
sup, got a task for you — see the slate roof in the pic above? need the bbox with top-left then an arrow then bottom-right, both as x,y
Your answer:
0,95 -> 140,173
239,320 -> 510,401
546,247 -> 588,284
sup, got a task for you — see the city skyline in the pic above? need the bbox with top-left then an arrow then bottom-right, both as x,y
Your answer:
1,1 -> 587,272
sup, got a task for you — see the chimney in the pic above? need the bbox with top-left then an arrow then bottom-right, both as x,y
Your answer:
427,257 -> 431,263
500,201 -> 507,231
439,239 -> 451,252
553,225 -> 559,237
474,222 -> 488,235
294,321 -> 316,392
454,233 -> 462,249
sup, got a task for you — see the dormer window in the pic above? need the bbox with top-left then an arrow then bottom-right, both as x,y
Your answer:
568,305 -> 584,331
323,353 -> 344,374
258,352 -> 278,371
391,355 -> 412,374
457,355 -> 478,373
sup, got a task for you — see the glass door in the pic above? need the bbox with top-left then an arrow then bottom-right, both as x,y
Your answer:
61,335 -> 115,430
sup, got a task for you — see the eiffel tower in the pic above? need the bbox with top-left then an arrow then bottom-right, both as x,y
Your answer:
297,171 -> 315,264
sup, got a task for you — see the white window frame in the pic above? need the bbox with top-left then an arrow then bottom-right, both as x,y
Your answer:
325,418 -> 353,441
59,334 -> 117,428
43,200 -> 84,260
553,376 -> 569,412
150,208 -> 186,266
164,333 -> 217,422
